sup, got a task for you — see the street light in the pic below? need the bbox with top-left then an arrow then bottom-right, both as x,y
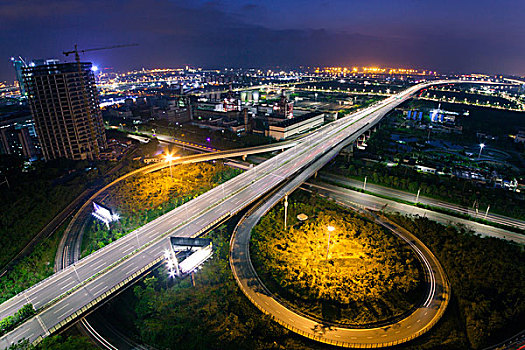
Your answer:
165,153 -> 175,178
326,225 -> 335,259
478,143 -> 485,159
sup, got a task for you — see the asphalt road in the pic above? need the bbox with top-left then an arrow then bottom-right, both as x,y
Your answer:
229,149 -> 450,348
319,173 -> 525,231
305,181 -> 525,245
0,80 -> 473,347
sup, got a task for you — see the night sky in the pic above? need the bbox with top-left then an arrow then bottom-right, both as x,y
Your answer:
1,0 -> 524,81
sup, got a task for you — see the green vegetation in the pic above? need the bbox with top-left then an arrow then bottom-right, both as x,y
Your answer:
319,177 -> 524,234
0,304 -> 35,336
100,224 -> 326,350
251,192 -> 423,324
7,335 -> 97,350
329,159 -> 525,220
81,162 -> 242,257
0,158 -> 97,269
330,97 -> 525,221
389,215 -> 525,349
0,224 -> 66,304
96,190 -> 523,349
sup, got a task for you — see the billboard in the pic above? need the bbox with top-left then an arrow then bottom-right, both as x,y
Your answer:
92,202 -> 119,227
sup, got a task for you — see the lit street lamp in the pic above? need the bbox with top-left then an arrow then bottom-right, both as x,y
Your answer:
326,225 -> 335,259
478,143 -> 485,159
165,153 -> 176,178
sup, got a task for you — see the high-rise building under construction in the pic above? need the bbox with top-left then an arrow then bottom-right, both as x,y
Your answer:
22,61 -> 106,161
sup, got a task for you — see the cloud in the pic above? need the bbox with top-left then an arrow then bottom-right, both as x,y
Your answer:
0,0 -> 523,81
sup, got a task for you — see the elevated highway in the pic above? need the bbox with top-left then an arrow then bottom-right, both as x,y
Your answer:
0,80 -> 485,347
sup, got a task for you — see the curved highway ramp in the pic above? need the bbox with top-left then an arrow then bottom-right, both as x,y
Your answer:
0,80 -> 471,347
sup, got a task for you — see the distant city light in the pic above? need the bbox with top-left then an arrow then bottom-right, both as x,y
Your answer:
91,65 -> 98,72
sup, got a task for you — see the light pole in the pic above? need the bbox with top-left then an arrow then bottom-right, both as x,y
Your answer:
415,188 -> 421,203
326,225 -> 335,259
363,176 -> 367,192
284,194 -> 288,230
478,143 -> 485,159
165,153 -> 174,178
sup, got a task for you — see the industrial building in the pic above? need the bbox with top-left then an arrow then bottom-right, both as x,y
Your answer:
23,61 -> 106,161
267,112 -> 325,140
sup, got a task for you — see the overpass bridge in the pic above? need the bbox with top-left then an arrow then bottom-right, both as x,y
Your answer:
0,80 -> 493,347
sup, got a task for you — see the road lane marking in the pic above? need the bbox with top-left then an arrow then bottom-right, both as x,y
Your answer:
91,260 -> 106,270
17,327 -> 31,336
53,302 -> 70,314
35,315 -> 49,335
60,280 -> 75,290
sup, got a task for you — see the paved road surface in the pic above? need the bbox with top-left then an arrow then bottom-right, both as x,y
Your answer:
320,173 -> 525,231
229,150 -> 449,348
0,80 -> 474,347
305,181 -> 525,245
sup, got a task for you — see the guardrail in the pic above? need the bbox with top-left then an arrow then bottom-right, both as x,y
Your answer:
33,256 -> 164,346
2,80 -> 442,345
229,151 -> 451,348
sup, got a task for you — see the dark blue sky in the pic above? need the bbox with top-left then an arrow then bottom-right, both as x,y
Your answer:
1,0 -> 524,82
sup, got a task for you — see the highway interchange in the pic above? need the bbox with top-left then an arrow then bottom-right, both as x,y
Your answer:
0,79 -> 509,348
229,150 -> 449,348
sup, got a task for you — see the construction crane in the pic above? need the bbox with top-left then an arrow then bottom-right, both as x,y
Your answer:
62,43 -> 138,63
61,43 -> 137,159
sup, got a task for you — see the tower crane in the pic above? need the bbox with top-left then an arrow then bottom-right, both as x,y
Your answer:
62,43 -> 138,63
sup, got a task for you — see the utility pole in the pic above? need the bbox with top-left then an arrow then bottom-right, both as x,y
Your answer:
284,194 -> 288,230
363,176 -> 367,191
415,188 -> 421,203
484,205 -> 490,220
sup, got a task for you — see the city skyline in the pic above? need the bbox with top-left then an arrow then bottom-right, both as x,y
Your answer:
1,0 -> 525,82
